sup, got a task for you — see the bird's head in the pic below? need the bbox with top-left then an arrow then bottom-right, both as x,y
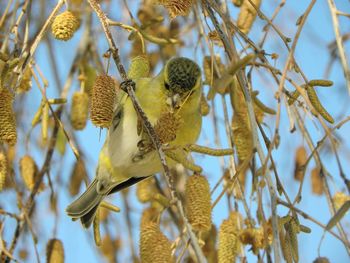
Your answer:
163,57 -> 202,109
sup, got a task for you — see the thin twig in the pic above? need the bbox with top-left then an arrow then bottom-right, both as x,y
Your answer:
327,0 -> 350,93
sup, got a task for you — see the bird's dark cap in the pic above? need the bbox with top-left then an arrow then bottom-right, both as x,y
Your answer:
165,57 -> 201,93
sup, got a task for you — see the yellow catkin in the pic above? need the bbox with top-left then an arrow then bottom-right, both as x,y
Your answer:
230,80 -> 253,163
140,222 -> 173,263
313,257 -> 330,263
240,228 -> 261,254
237,0 -> 261,34
232,0 -> 244,7
154,112 -> 182,144
19,155 -> 44,191
185,174 -> 212,233
128,55 -> 150,79
232,114 -> 253,162
240,221 -> 273,254
69,158 -> 87,196
51,11 -> 80,41
280,228 -> 293,263
311,167 -> 324,195
0,88 -> 17,145
333,192 -> 350,210
80,63 -> 97,96
308,79 -> 333,87
90,75 -> 117,128
93,209 -> 102,246
46,238 -> 64,263
294,146 -> 307,181
42,102 -> 49,143
284,220 -> 299,263
0,152 -> 7,191
158,0 -> 193,18
17,66 -> 32,93
306,85 -> 334,123
70,91 -> 89,130
136,177 -> 156,203
218,212 -> 242,263
20,155 -> 37,190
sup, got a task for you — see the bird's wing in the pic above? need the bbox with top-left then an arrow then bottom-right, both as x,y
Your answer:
111,90 -> 128,132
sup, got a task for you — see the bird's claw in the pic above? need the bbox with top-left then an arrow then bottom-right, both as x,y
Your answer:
120,79 -> 136,93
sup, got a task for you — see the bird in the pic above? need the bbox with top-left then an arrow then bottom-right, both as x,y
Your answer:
66,57 -> 203,228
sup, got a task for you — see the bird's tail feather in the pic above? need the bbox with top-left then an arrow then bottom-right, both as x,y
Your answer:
66,179 -> 104,228
66,176 -> 151,228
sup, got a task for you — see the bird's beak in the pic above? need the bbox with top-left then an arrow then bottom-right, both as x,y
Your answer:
166,93 -> 182,110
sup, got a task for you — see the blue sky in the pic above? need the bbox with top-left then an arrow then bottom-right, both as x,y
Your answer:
2,0 -> 350,262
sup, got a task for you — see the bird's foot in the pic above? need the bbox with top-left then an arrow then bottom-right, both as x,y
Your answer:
120,79 -> 136,93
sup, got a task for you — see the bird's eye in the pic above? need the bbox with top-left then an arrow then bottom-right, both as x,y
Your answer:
164,82 -> 170,90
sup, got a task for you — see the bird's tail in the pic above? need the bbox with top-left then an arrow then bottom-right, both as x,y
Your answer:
66,176 -> 151,228
66,179 -> 104,228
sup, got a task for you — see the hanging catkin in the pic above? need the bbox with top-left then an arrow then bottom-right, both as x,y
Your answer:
185,173 -> 212,233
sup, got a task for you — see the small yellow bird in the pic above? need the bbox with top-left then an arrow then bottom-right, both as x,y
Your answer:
66,57 -> 202,227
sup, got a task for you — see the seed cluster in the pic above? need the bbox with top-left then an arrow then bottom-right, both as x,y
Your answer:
17,66 -> 32,93
294,146 -> 307,181
128,55 -> 150,79
333,192 -> 350,210
0,88 -> 17,145
46,239 -> 64,263
185,174 -> 212,233
140,222 -> 173,263
90,75 -> 117,128
218,212 -> 242,263
69,158 -> 87,196
70,91 -> 89,130
154,112 -> 182,144
232,113 -> 252,162
19,155 -> 44,191
158,0 -> 193,18
51,11 -> 80,41
237,0 -> 261,34
311,167 -> 324,195
0,152 -> 7,191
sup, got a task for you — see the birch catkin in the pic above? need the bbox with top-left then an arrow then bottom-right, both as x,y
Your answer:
70,91 -> 89,130
218,212 -> 242,263
52,11 -> 80,41
0,88 -> 17,145
90,75 -> 117,128
0,152 -> 7,191
185,174 -> 212,233
46,239 -> 64,263
140,222 -> 173,263
158,0 -> 194,18
20,155 -> 37,190
237,0 -> 261,34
